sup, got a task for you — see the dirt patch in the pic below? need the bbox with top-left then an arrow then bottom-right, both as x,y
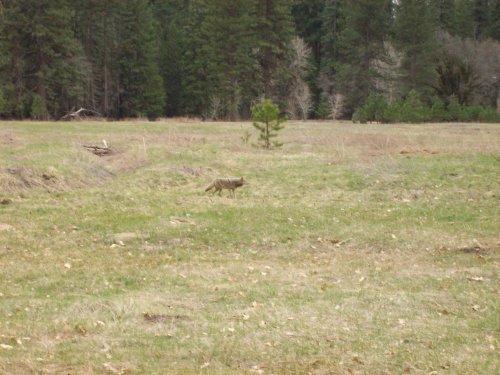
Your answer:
1,198 -> 13,205
0,163 -> 114,194
2,166 -> 60,192
3,166 -> 47,190
459,246 -> 488,255
85,164 -> 115,180
113,232 -> 140,242
399,148 -> 439,155
143,312 -> 188,324
169,217 -> 196,226
0,131 -> 18,145
103,151 -> 148,174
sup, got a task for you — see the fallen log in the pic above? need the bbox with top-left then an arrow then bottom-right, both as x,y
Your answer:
61,107 -> 104,121
82,145 -> 112,156
83,140 -> 112,156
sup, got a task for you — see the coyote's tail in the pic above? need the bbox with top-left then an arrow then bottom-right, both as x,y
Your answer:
205,181 -> 214,192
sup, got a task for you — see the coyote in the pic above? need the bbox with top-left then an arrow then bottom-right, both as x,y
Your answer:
205,177 -> 246,197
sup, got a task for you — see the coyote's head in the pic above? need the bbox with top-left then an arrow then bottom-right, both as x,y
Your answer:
237,177 -> 247,187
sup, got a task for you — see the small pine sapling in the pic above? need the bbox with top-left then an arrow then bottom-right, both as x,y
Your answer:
251,99 -> 287,149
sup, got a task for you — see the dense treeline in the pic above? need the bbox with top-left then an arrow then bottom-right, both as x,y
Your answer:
0,0 -> 498,121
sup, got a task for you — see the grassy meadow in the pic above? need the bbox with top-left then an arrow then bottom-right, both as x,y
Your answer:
0,120 -> 499,374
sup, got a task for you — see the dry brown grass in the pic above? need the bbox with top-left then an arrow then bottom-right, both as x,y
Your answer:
286,121 -> 499,158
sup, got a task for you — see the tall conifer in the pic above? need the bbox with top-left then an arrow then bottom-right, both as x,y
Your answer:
330,0 -> 392,115
394,0 -> 438,96
489,1 -> 500,40
0,0 -> 84,119
452,0 -> 475,38
472,0 -> 490,40
255,0 -> 295,105
183,0 -> 262,119
72,0 -> 122,117
180,0 -> 211,116
117,0 -> 165,119
292,0 -> 325,117
151,0 -> 188,116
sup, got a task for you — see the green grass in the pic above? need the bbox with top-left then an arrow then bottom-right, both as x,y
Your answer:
0,120 -> 499,374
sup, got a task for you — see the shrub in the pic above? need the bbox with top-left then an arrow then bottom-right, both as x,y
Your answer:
477,107 -> 500,123
353,91 -> 499,124
31,94 -> 46,119
458,105 -> 482,122
315,97 -> 331,119
352,107 -> 368,123
430,96 -> 450,122
447,95 -> 461,121
352,94 -> 388,123
399,90 -> 431,123
382,101 -> 402,123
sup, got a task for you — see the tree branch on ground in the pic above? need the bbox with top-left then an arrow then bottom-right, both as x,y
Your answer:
60,108 -> 104,121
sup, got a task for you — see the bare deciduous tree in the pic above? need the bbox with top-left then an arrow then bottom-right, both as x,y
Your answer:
437,31 -> 500,110
328,94 -> 344,120
294,82 -> 312,121
371,42 -> 402,102
206,95 -> 222,121
288,37 -> 312,121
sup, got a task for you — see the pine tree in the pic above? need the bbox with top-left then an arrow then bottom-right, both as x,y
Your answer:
472,0 -> 490,40
180,0 -> 212,116
151,0 -> 188,116
489,1 -> 500,40
117,0 -> 165,119
73,0 -> 165,119
452,0 -> 475,38
0,0 -> 84,119
320,0 -> 343,96
204,0 -> 260,119
292,0 -> 324,62
393,0 -> 438,97
291,0 -> 325,117
252,99 -> 286,149
430,0 -> 455,32
0,3 -> 23,117
182,0 -> 261,119
4,0 -> 494,121
72,0 -> 122,117
0,86 -> 5,115
254,0 -> 295,105
329,0 -> 392,115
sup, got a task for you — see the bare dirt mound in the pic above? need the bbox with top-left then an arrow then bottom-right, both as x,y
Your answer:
0,159 -> 113,194
0,131 -> 19,145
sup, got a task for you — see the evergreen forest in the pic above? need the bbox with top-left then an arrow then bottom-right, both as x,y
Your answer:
0,0 -> 499,121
